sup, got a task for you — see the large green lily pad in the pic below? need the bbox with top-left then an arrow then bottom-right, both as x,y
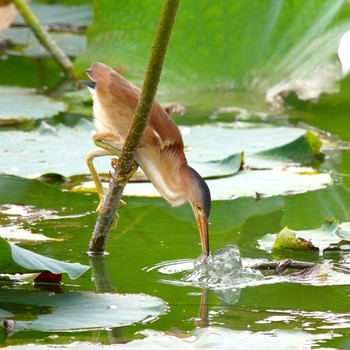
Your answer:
0,289 -> 166,332
0,120 -> 333,199
182,123 -> 323,168
0,120 -> 317,177
113,169 -> 331,200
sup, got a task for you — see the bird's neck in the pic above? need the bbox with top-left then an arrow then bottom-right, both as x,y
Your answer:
136,150 -> 190,207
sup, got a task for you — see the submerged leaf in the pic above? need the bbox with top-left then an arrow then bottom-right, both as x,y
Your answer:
0,237 -> 90,279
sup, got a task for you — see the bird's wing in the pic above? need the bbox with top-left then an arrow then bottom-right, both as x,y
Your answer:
89,62 -> 184,152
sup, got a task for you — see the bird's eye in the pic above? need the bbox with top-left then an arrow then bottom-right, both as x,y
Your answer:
196,204 -> 202,211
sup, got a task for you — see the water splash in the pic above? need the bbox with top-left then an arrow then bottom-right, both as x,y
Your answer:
184,245 -> 264,289
146,245 -> 264,303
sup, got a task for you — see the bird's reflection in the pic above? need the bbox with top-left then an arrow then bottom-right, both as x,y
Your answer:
195,288 -> 209,328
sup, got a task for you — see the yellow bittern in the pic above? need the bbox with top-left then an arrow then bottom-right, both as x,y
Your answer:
82,62 -> 211,255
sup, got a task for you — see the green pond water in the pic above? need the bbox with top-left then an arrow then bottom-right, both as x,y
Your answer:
1,60 -> 350,349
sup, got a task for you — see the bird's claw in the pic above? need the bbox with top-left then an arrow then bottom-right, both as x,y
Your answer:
96,195 -> 126,212
95,192 -> 126,230
109,159 -> 138,186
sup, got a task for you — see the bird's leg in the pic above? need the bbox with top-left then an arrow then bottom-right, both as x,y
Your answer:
86,150 -> 125,229
93,139 -> 121,157
91,131 -> 123,156
86,133 -> 127,219
86,148 -> 110,209
91,134 -> 138,185
86,149 -> 124,209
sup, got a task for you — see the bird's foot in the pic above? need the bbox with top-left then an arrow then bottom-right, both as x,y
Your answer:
97,203 -> 120,230
111,211 -> 119,230
96,194 -> 126,212
96,193 -> 126,230
96,196 -> 126,230
110,159 -> 139,186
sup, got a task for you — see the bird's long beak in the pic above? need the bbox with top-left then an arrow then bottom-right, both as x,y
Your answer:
194,209 -> 209,256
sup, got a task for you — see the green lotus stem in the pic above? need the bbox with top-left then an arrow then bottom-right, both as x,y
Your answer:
89,0 -> 180,253
11,0 -> 73,75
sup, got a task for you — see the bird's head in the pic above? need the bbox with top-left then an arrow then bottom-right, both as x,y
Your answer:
187,167 -> 211,256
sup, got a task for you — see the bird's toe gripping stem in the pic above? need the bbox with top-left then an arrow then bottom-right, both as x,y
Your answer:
110,159 -> 139,187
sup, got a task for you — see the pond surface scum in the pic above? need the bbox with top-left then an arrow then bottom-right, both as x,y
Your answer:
2,1 -> 350,349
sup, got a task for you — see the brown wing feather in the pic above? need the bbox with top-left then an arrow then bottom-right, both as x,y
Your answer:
89,62 -> 184,152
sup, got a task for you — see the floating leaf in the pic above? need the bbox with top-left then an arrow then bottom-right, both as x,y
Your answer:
0,289 -> 166,332
258,218 -> 350,255
0,120 -> 334,199
182,123 -> 325,169
118,169 -> 332,200
191,153 -> 242,179
256,130 -> 323,163
272,227 -> 316,251
0,86 -> 66,123
0,119 -> 92,177
15,3 -> 92,26
0,237 -> 90,279
0,3 -> 92,58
